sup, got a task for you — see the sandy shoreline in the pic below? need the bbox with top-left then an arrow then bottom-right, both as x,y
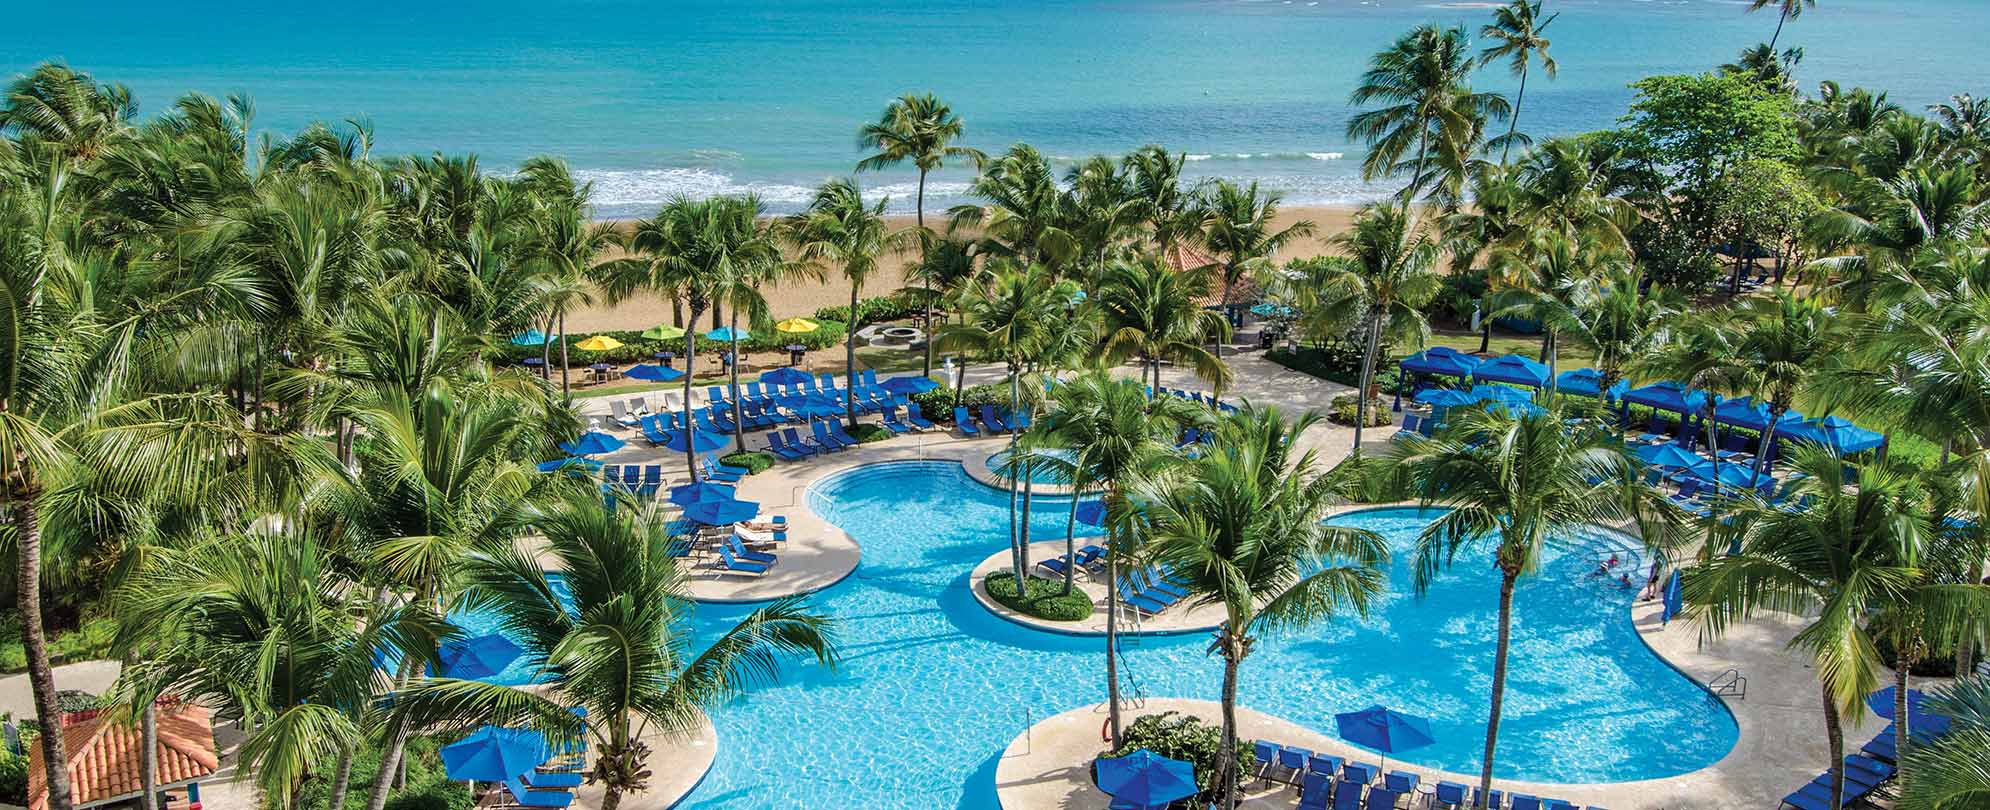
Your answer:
566,204 -> 1364,333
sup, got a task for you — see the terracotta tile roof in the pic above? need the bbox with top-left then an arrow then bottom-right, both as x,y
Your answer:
1165,242 -> 1260,307
28,703 -> 218,810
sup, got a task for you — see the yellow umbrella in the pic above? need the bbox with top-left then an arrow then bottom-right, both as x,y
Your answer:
775,318 -> 821,334
574,335 -> 624,352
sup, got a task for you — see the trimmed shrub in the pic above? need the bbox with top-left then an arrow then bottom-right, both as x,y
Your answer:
0,749 -> 27,806
720,451 -> 774,475
1102,712 -> 1255,804
984,571 -> 1094,622
1328,393 -> 1393,427
847,424 -> 892,444
814,296 -> 916,328
1265,347 -> 1401,394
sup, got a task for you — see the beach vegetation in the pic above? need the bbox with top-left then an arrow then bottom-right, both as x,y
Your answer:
1102,712 -> 1254,805
981,571 -> 1094,622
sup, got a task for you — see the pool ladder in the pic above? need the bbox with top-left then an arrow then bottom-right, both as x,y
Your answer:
1708,668 -> 1747,699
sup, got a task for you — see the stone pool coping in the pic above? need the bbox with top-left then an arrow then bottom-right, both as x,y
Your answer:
962,442 -> 1081,495
970,540 -> 1228,636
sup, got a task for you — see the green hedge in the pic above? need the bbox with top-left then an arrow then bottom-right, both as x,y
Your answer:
720,452 -> 774,475
848,424 -> 892,444
496,320 -> 849,366
908,382 -> 1018,426
0,748 -> 26,806
984,571 -> 1095,621
0,616 -> 116,672
298,735 -> 472,810
813,295 -> 917,328
1265,347 -> 1401,393
1105,713 -> 1255,804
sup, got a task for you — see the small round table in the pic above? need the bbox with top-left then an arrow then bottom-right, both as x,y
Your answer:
655,352 -> 676,368
784,344 -> 807,366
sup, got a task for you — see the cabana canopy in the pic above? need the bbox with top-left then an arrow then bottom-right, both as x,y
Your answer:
1470,385 -> 1534,406
1415,389 -> 1479,408
1471,354 -> 1550,388
1712,396 -> 1804,432
1780,416 -> 1885,454
1556,368 -> 1629,400
1398,347 -> 1480,378
1623,381 -> 1709,415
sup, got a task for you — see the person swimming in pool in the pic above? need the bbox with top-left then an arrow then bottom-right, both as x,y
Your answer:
1588,555 -> 1620,579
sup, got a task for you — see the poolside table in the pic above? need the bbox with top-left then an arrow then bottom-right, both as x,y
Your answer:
784,344 -> 807,366
654,351 -> 676,368
590,362 -> 613,383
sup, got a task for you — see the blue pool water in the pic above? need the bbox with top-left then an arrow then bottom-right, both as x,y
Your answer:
455,460 -> 1737,807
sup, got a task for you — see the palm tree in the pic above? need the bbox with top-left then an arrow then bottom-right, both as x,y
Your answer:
1487,228 -> 1625,386
1384,404 -> 1677,807
1438,162 -> 1527,352
856,93 -> 983,377
1095,256 -> 1232,396
1478,0 -> 1559,163
1201,180 -> 1315,323
1865,498 -> 1990,775
1566,269 -> 1679,407
1124,145 -> 1209,253
1141,406 -> 1389,808
949,144 -> 1075,268
385,490 -> 838,810
788,179 -> 906,429
1897,677 -> 1990,809
1348,25 -> 1511,201
0,63 -> 134,160
1061,156 -> 1144,277
1685,448 -> 1926,810
1303,203 -> 1442,452
521,162 -> 615,398
1748,0 -> 1817,50
1724,292 -> 1837,482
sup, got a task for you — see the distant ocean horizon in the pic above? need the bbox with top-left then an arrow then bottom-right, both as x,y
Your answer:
8,0 -> 1987,217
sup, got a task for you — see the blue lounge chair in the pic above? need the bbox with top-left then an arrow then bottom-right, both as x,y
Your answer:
501,777 -> 574,809
880,408 -> 914,434
1010,409 -> 1032,431
1252,741 -> 1281,783
1543,800 -> 1577,810
1299,772 -> 1333,810
1433,782 -> 1469,810
1332,781 -> 1363,810
1276,747 -> 1311,785
905,402 -> 936,429
716,545 -> 768,575
1306,754 -> 1343,778
978,404 -> 1010,433
1366,787 -> 1405,810
603,466 -> 622,484
525,770 -> 583,790
765,432 -> 807,461
700,458 -> 742,483
711,457 -> 750,476
1340,763 -> 1378,786
813,421 -> 853,451
783,427 -> 830,455
725,533 -> 777,564
707,386 -> 729,407
828,420 -> 862,446
1510,795 -> 1542,810
954,407 -> 981,437
1384,771 -> 1417,793
1475,789 -> 1505,810
641,416 -> 672,446
1035,555 -> 1079,580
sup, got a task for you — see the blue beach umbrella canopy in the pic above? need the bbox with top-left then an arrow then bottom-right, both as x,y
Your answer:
705,326 -> 747,342
1866,686 -> 1953,735
1636,443 -> 1705,470
880,375 -> 940,395
510,329 -> 549,346
1075,501 -> 1108,527
1712,396 -> 1803,432
1623,381 -> 1709,415
624,363 -> 686,382
441,726 -> 545,782
1415,389 -> 1479,408
559,431 -> 626,456
1399,346 -> 1481,378
1556,368 -> 1629,400
438,634 -> 524,680
658,427 -> 731,454
1661,571 -> 1684,623
536,457 -> 604,474
684,498 -> 760,526
1335,705 -> 1436,769
669,481 -> 738,507
1782,416 -> 1886,455
760,367 -> 813,386
1686,458 -> 1765,489
1094,749 -> 1199,810
1471,354 -> 1551,388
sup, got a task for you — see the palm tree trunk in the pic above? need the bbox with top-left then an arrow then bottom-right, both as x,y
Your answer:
683,323 -> 701,483
326,742 -> 355,810
1008,369 -> 1025,582
1751,406 -> 1788,485
540,316 -> 554,380
1105,506 -> 1125,748
1894,651 -> 1913,780
1019,469 -> 1036,580
1823,681 -> 1846,810
558,310 -> 570,397
1962,558 -> 1984,676
1062,492 -> 1079,596
1353,311 -> 1383,453
140,701 -> 158,810
1476,571 -> 1519,809
10,488 -> 75,810
1501,66 -> 1529,165
671,293 -> 683,328
363,657 -> 421,810
729,309 -> 746,455
918,168 -> 935,379
1544,331 -> 1558,394
846,282 -> 860,429
1405,118 -> 1432,204
1218,642 -> 1243,810
1769,5 -> 1790,50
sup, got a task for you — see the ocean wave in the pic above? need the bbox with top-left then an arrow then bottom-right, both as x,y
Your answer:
577,167 -> 987,216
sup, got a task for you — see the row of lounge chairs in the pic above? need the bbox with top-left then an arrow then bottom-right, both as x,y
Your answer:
1780,720 -> 1940,810
765,421 -> 860,460
1256,742 -> 1607,810
1155,386 -> 1240,413
954,404 -> 1029,437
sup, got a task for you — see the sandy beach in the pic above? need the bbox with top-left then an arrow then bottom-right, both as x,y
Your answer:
565,204 -> 1363,333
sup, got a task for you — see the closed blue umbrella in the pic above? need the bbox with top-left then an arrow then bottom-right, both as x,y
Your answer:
705,326 -> 747,342
624,363 -> 685,382
683,498 -> 760,526
1094,749 -> 1199,810
760,367 -> 813,386
559,431 -> 626,456
510,330 -> 550,346
441,726 -> 545,782
1661,571 -> 1684,624
438,634 -> 525,680
1334,705 -> 1436,771
536,457 -> 605,474
669,481 -> 738,506
657,427 -> 730,454
880,375 -> 940,395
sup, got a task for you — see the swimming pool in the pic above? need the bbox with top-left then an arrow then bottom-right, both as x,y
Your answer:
986,447 -> 1078,485
456,460 -> 1737,807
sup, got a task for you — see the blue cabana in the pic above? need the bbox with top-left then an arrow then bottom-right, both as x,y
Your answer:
1636,443 -> 1704,470
1471,354 -> 1551,388
1622,381 -> 1710,416
1394,347 -> 1482,411
1712,396 -> 1803,432
1415,389 -> 1479,408
1556,368 -> 1629,401
1470,385 -> 1534,406
1779,416 -> 1885,455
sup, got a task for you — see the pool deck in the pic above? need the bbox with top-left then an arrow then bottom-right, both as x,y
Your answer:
969,540 -> 1228,636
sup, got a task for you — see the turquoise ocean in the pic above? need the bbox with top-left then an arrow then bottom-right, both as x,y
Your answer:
6,0 -> 1986,217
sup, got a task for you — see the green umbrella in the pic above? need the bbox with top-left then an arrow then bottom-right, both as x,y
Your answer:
642,324 -> 687,340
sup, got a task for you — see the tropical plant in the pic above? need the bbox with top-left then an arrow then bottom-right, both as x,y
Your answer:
1095,256 -> 1231,396
856,93 -> 982,377
1896,677 -> 1990,809
788,179 -> 905,428
1201,180 -> 1315,317
1347,25 -> 1511,201
1124,145 -> 1209,252
1141,406 -> 1388,809
1747,0 -> 1817,50
1299,203 -> 1442,451
1478,0 -> 1559,162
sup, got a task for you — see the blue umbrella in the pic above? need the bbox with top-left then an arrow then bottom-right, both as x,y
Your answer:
1636,443 -> 1705,470
669,481 -> 738,507
1866,686 -> 1954,736
705,326 -> 748,342
683,498 -> 760,526
624,363 -> 686,382
510,330 -> 550,346
1076,501 -> 1107,527
559,431 -> 626,456
1334,705 -> 1436,771
657,427 -> 731,454
438,634 -> 524,680
1414,389 -> 1478,408
536,457 -> 604,474
1470,385 -> 1534,406
880,375 -> 940,395
1094,749 -> 1199,810
760,367 -> 813,386
440,726 -> 545,782
1686,458 -> 1765,490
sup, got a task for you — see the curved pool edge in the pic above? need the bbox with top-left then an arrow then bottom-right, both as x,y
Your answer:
966,540 -> 1225,638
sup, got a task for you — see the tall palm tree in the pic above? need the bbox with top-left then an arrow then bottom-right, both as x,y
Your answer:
1865,497 -> 1990,775
1348,25 -> 1510,201
1201,180 -> 1315,322
1897,677 -> 1990,809
1487,228 -> 1625,386
385,490 -> 838,810
1124,145 -> 1209,253
1384,404 -> 1677,807
1095,256 -> 1232,396
949,144 -> 1075,268
1566,269 -> 1679,406
1686,448 -> 1925,810
788,179 -> 905,429
1748,0 -> 1817,50
521,163 -> 614,398
0,63 -> 134,160
1031,374 -> 1202,745
1141,406 -> 1389,809
1438,162 -> 1527,352
1478,0 -> 1559,163
856,93 -> 983,377
1723,292 -> 1838,482
1302,203 -> 1442,452
1060,156 -> 1144,278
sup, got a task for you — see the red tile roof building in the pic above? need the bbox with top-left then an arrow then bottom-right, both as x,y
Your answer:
27,703 -> 218,810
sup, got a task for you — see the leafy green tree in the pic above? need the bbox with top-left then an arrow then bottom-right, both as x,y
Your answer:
1095,256 -> 1231,396
856,93 -> 982,376
1141,406 -> 1387,809
1710,159 -> 1822,290
1348,25 -> 1510,201
1301,203 -> 1441,451
949,144 -> 1074,267
1478,0 -> 1559,162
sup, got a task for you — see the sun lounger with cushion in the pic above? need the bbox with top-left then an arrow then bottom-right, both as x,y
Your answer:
715,545 -> 768,575
1433,782 -> 1469,809
1366,787 -> 1405,810
1332,781 -> 1363,810
905,402 -> 936,429
524,770 -> 583,790
765,432 -> 807,460
978,404 -> 1010,433
1299,772 -> 1333,810
500,777 -> 574,809
953,407 -> 981,437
